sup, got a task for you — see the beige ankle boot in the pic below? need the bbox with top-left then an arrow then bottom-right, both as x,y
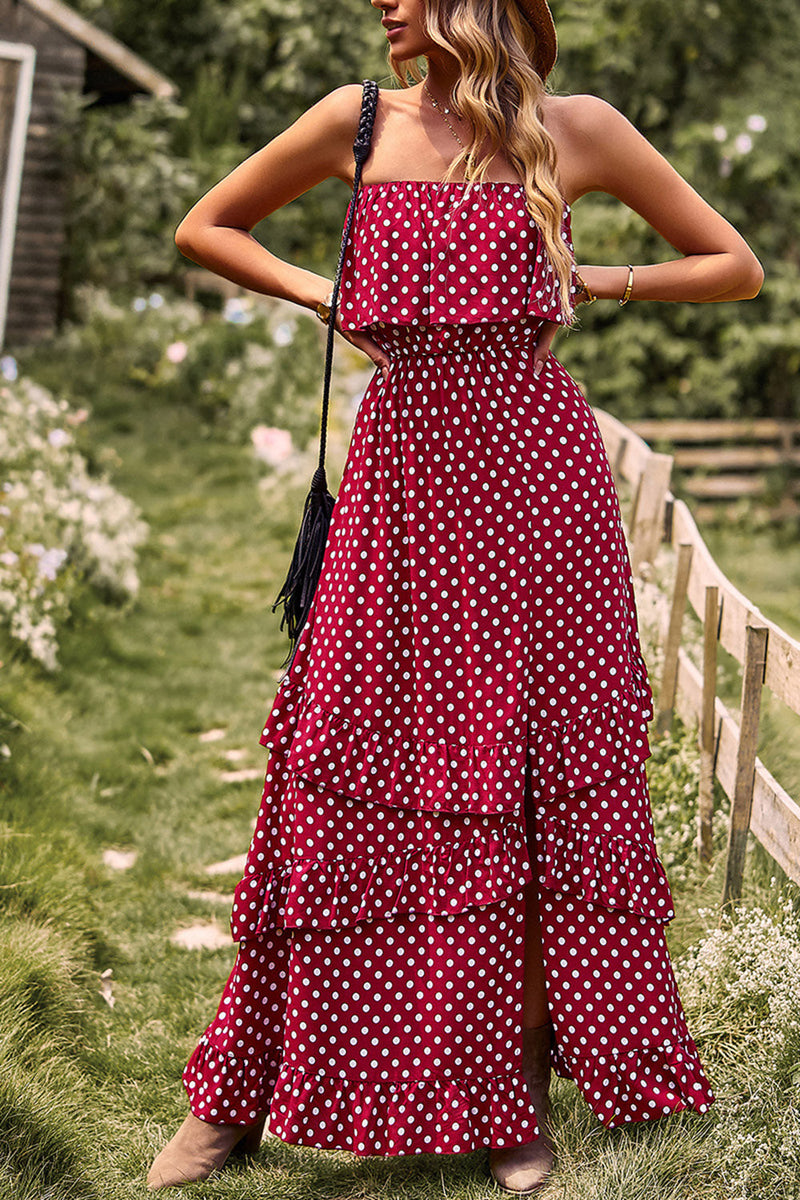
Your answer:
146,1110 -> 267,1190
489,1021 -> 555,1194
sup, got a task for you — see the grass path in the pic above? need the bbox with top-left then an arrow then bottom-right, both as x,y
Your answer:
1,334 -> 795,1199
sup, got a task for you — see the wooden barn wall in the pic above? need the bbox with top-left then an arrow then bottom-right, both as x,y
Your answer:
0,1 -> 83,346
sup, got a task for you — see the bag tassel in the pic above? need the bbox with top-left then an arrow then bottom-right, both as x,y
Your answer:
271,464 -> 335,668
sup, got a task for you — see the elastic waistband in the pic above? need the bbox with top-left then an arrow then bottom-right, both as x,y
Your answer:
369,318 -> 545,357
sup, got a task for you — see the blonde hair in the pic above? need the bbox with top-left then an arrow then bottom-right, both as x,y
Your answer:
388,0 -> 575,324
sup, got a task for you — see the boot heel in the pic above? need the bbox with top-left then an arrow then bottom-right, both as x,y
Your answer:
230,1113 -> 267,1158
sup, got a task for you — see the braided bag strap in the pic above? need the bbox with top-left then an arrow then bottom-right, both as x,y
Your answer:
317,78 -> 379,472
271,80 -> 378,664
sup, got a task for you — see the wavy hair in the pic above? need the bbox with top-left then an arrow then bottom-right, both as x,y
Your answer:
388,0 -> 575,324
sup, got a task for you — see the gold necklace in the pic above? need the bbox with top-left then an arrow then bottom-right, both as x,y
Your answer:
422,79 -> 466,149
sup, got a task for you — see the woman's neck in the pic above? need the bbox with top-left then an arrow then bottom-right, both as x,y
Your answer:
422,55 -> 463,105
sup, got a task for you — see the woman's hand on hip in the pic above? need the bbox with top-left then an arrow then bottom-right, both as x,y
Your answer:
336,319 -> 393,383
532,320 -> 560,379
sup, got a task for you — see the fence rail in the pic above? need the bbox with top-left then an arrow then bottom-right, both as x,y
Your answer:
593,408 -> 800,904
625,418 -> 800,517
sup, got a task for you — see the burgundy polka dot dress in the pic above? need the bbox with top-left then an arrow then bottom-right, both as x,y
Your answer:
182,179 -> 715,1154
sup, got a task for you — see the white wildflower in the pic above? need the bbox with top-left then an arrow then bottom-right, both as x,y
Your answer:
37,548 -> 69,581
0,372 -> 148,668
273,321 -> 295,346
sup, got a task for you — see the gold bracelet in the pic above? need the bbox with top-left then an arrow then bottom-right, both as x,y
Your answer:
315,289 -> 335,325
573,269 -> 596,306
618,265 -> 635,307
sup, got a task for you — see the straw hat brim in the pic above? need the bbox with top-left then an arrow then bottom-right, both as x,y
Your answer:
515,0 -> 558,79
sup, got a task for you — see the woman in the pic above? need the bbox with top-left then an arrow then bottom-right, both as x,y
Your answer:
148,0 -> 762,1193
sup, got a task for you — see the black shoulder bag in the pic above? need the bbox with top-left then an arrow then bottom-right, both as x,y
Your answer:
271,79 -> 379,668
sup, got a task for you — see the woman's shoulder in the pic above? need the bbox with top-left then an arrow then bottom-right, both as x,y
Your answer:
541,93 -> 649,201
541,92 -> 633,140
311,83 -> 368,128
307,82 -> 414,138
292,84 -> 369,178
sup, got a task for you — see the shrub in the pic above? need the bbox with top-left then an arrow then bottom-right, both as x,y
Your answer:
0,374 -> 148,670
58,285 -> 327,449
647,721 -> 713,886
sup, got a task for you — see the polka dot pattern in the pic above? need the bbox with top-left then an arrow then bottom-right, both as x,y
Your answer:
183,933 -> 290,1123
338,181 -> 577,330
182,181 -> 714,1152
545,895 -> 714,1126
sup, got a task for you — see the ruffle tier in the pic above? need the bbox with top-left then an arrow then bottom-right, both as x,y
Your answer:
535,813 -> 675,924
186,1022 -> 714,1146
259,677 -> 654,817
337,180 -> 577,332
229,808 -> 673,936
230,820 -> 533,938
190,1033 -> 539,1155
552,1035 -> 715,1128
183,1035 -> 277,1124
268,1063 -> 539,1156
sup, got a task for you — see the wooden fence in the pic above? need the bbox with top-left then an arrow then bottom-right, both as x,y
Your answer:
594,408 -> 800,906
626,418 -> 800,519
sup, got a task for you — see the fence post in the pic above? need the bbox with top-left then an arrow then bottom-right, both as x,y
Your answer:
721,623 -> 769,909
631,454 -> 674,571
629,470 -> 643,539
663,495 -> 674,546
611,437 -> 628,489
698,586 -> 719,863
655,542 -> 694,737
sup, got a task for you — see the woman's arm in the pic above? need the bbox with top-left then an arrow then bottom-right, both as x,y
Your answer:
555,94 -> 765,304
174,84 -> 363,312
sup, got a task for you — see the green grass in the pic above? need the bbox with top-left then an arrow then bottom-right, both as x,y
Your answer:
703,522 -> 800,644
1,326 -> 799,1199
701,522 -> 800,805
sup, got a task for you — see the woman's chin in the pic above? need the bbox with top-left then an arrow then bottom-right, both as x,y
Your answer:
388,37 -> 429,63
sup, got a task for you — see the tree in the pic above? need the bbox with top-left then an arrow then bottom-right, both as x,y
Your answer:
550,0 -> 800,419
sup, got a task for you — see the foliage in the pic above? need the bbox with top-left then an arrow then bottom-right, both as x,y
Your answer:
0,372 -> 147,671
55,91 -> 235,302
647,721 -> 724,887
60,0 -> 389,293
72,0 -> 388,138
56,285 -> 327,450
551,0 -> 800,420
